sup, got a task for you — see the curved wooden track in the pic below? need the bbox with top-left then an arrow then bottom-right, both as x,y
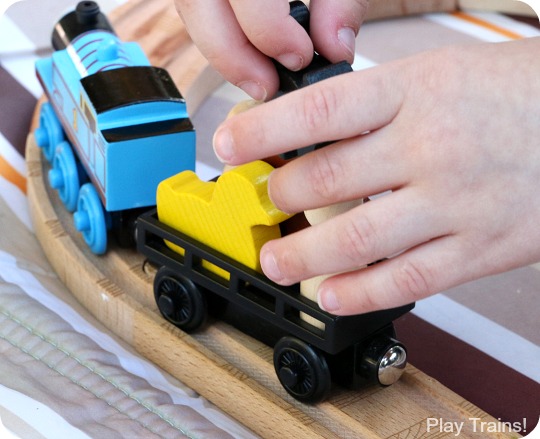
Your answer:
27,1 -> 517,438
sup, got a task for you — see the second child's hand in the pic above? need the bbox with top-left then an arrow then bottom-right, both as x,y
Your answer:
174,0 -> 367,100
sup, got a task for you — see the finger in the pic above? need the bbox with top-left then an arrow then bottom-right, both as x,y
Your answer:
267,126 -> 408,214
259,188 -> 445,286
213,65 -> 405,165
309,0 -> 369,63
175,0 -> 277,100
229,0 -> 314,71
317,235 -> 477,315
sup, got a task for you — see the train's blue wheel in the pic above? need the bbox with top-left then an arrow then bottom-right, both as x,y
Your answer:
74,183 -> 107,254
34,102 -> 64,162
48,141 -> 80,212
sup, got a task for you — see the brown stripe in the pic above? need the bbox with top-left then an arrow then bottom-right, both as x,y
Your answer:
0,66 -> 37,157
507,14 -> 540,29
395,313 -> 539,435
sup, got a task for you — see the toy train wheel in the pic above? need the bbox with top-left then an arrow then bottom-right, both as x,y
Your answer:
48,141 -> 80,212
273,336 -> 331,403
73,183 -> 108,254
34,102 -> 64,162
112,210 -> 140,248
154,267 -> 207,332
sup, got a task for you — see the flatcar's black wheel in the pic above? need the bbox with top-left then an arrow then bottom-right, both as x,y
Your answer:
273,336 -> 331,403
154,267 -> 207,332
112,210 -> 139,248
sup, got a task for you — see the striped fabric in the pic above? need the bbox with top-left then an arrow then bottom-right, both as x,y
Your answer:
1,0 -> 539,437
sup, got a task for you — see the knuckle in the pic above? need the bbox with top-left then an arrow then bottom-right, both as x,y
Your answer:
299,86 -> 337,133
351,0 -> 371,19
275,244 -> 308,283
391,260 -> 434,301
308,150 -> 341,200
174,0 -> 189,16
246,26 -> 276,49
329,271 -> 381,315
356,284 -> 381,314
338,215 -> 378,264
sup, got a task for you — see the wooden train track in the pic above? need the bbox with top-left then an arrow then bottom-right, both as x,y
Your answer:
27,0 -> 520,437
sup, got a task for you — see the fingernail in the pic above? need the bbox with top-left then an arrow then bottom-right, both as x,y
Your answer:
212,127 -> 234,163
276,52 -> 304,71
260,248 -> 284,283
238,80 -> 267,101
337,27 -> 356,59
318,286 -> 340,312
266,171 -> 278,207
267,171 -> 293,215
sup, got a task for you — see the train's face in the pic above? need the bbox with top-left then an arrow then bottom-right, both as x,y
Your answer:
35,1 -> 196,213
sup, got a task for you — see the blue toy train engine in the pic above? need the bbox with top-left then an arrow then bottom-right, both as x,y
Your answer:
35,1 -> 196,254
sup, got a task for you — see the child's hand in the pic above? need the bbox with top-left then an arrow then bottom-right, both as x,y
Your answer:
174,0 -> 368,100
212,38 -> 540,315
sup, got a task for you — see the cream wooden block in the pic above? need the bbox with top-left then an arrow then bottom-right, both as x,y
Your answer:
300,200 -> 364,329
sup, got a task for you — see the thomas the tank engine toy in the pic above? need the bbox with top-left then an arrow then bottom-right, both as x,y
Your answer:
34,1 -> 196,254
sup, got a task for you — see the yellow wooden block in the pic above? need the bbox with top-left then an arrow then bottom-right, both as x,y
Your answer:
157,161 -> 290,278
